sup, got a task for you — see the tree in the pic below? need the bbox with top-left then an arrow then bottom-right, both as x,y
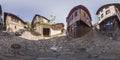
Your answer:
26,21 -> 31,29
38,17 -> 50,25
50,15 -> 56,24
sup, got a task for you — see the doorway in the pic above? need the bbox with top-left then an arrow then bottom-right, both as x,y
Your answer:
43,28 -> 50,37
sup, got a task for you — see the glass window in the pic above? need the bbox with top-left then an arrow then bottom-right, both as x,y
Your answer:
101,9 -> 103,12
71,15 -> 73,20
83,13 -> 86,17
86,16 -> 89,21
77,10 -> 80,15
101,14 -> 103,18
15,26 -> 17,29
99,17 -> 100,21
74,23 -> 77,28
106,10 -> 110,15
11,16 -> 19,23
74,11 -> 77,17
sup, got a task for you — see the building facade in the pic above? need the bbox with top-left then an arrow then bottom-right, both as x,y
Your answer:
0,5 -> 3,30
4,12 -> 26,33
51,23 -> 65,35
96,3 -> 120,32
31,14 -> 51,37
31,14 -> 65,37
0,5 -> 2,16
51,23 -> 64,30
66,5 -> 92,38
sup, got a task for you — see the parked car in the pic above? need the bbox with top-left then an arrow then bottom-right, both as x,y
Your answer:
19,29 -> 25,33
15,31 -> 22,36
15,29 -> 25,36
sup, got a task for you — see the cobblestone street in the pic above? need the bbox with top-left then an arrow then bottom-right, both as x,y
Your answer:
0,30 -> 120,60
0,0 -> 120,60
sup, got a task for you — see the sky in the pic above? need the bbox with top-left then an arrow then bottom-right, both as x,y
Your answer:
0,0 -> 120,28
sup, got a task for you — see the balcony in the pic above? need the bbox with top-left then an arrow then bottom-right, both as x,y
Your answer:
68,15 -> 80,26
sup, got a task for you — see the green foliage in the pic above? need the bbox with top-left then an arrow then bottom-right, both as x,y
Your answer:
26,21 -> 31,29
37,17 -> 50,25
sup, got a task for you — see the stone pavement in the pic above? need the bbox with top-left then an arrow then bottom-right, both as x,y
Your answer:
36,57 -> 117,60
0,56 -> 118,60
0,30 -> 120,60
